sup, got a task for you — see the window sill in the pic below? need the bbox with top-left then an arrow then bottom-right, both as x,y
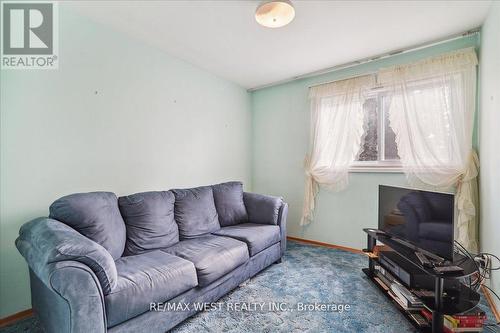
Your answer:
349,164 -> 403,173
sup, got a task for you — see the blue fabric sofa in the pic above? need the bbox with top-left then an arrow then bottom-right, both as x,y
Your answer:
16,182 -> 288,333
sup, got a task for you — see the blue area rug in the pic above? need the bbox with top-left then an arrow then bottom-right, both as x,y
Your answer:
1,241 -> 498,332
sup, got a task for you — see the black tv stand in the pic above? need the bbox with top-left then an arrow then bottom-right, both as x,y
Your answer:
362,228 -> 479,333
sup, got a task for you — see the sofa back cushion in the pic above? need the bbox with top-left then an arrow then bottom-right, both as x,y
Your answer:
49,192 -> 126,260
212,181 -> 248,226
171,186 -> 220,239
243,192 -> 283,225
118,191 -> 179,256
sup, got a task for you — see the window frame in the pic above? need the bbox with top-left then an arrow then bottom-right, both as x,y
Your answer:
349,91 -> 403,173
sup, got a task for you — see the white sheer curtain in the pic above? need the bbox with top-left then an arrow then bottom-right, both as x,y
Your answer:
379,47 -> 479,252
301,75 -> 375,226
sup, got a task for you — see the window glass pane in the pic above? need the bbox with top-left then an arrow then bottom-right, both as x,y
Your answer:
383,101 -> 400,160
357,98 -> 378,161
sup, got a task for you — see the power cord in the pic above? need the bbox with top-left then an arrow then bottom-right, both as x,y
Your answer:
454,241 -> 500,329
454,241 -> 481,290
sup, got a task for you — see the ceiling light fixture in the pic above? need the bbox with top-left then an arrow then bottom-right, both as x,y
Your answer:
255,0 -> 295,28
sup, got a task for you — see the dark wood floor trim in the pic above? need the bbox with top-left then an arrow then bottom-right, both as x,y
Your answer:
0,309 -> 33,328
287,236 -> 364,254
481,284 -> 500,323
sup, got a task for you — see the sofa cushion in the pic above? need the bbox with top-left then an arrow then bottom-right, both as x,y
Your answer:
212,181 -> 248,227
106,251 -> 197,327
171,186 -> 220,239
162,235 -> 248,286
49,192 -> 126,260
212,223 -> 280,256
118,191 -> 179,256
243,192 -> 283,225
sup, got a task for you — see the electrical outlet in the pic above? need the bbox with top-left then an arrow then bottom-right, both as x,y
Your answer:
475,256 -> 487,269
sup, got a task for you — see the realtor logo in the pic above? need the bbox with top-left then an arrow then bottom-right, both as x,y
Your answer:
1,1 -> 58,69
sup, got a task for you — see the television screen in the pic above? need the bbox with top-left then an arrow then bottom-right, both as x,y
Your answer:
378,185 -> 455,260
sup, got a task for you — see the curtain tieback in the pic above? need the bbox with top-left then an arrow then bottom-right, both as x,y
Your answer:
456,151 -> 478,186
455,149 -> 479,252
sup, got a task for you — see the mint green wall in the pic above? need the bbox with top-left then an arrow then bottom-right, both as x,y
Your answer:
0,5 -> 251,317
251,35 -> 480,250
479,2 -> 500,309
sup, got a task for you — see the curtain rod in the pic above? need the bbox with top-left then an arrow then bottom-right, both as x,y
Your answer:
248,28 -> 480,92
309,72 -> 378,89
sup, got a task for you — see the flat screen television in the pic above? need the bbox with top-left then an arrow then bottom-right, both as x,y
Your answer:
378,185 -> 455,261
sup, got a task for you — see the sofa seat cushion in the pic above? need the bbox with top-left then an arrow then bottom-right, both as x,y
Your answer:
49,192 -> 126,260
171,186 -> 220,239
105,251 -> 197,327
118,191 -> 179,256
162,235 -> 249,286
212,223 -> 280,256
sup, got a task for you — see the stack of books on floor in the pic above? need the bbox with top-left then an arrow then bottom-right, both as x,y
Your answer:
421,309 -> 486,332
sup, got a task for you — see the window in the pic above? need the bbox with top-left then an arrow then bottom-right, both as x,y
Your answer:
350,92 -> 402,172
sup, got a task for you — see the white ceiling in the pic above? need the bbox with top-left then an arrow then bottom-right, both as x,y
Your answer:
69,1 -> 492,90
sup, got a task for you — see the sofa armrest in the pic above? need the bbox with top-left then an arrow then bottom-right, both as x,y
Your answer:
277,203 -> 288,255
243,192 -> 288,255
29,261 -> 107,333
243,192 -> 283,225
16,217 -> 117,294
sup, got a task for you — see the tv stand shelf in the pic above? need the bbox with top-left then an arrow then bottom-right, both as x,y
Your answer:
362,228 -> 480,333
